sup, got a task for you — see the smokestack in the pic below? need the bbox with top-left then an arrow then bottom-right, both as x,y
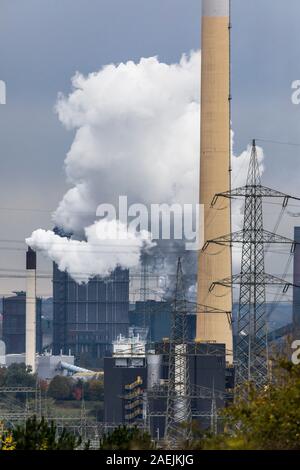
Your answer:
26,247 -> 37,372
197,0 -> 233,360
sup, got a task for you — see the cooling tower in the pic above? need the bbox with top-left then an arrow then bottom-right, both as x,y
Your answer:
197,0 -> 233,361
26,247 -> 37,372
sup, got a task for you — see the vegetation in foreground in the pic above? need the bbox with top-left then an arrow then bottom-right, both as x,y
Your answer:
99,426 -> 154,450
1,360 -> 300,450
199,360 -> 300,450
0,416 -> 82,450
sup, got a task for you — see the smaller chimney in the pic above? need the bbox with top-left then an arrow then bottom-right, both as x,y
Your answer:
26,247 -> 37,373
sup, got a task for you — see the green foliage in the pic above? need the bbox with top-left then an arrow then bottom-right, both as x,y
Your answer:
45,375 -> 104,403
70,377 -> 104,402
48,375 -> 72,400
177,421 -> 206,450
100,426 -> 154,450
200,362 -> 300,450
1,416 -> 81,450
86,378 -> 104,401
0,363 -> 36,388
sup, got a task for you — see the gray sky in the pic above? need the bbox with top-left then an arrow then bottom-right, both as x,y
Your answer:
0,0 -> 300,298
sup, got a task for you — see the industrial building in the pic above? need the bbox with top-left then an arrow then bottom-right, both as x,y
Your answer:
148,342 -> 226,438
53,264 -> 130,365
104,333 -> 226,438
2,291 -> 42,354
0,350 -> 75,381
104,334 -> 147,426
129,300 -> 196,343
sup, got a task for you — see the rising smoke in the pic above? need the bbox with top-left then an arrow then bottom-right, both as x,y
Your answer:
26,51 -> 264,284
27,220 -> 155,284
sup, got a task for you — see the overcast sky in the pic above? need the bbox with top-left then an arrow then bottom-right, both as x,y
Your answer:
0,0 -> 300,297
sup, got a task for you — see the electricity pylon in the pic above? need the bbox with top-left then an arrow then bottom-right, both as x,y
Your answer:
206,140 -> 300,394
164,258 -> 192,447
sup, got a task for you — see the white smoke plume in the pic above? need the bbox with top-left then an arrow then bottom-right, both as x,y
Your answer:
26,220 -> 155,284
53,52 -> 201,233
27,52 -> 200,282
27,50 -> 264,283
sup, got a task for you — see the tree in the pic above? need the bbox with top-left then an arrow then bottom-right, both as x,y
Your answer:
39,379 -> 49,393
199,360 -> 300,450
72,385 -> 83,401
100,426 -> 154,450
3,363 -> 36,388
48,375 -> 72,400
86,378 -> 104,401
0,416 -> 82,450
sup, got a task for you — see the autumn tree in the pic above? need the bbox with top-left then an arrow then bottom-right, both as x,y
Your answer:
0,416 -> 82,450
86,378 -> 104,401
47,375 -> 72,400
200,361 -> 300,450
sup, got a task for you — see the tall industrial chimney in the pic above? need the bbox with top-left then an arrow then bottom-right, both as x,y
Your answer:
26,247 -> 37,372
197,0 -> 233,360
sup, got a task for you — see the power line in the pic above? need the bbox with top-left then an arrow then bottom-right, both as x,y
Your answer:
256,138 -> 300,147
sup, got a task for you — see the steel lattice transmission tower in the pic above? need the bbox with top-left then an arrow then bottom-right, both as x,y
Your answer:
164,258 -> 192,447
205,140 -> 300,392
235,141 -> 268,388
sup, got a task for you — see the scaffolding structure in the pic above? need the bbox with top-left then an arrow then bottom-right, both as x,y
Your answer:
124,376 -> 144,426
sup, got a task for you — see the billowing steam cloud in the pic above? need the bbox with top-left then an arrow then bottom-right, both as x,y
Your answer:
26,50 -> 264,284
53,52 -> 201,233
26,220 -> 155,284
27,52 -> 201,282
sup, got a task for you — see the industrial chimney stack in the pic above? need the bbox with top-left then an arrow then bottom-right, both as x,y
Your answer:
26,247 -> 37,372
197,0 -> 233,360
